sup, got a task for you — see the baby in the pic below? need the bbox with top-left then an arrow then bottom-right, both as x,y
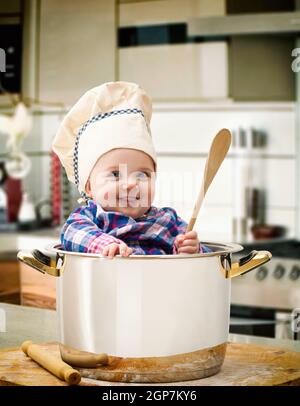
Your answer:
53,82 -> 210,257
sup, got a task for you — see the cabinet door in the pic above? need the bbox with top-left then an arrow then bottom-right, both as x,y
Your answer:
0,260 -> 20,305
229,35 -> 295,101
20,263 -> 56,309
31,0 -> 116,104
119,42 -> 228,100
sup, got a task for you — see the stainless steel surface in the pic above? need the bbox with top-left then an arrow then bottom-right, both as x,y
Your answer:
17,242 -> 271,358
1,303 -> 300,353
230,239 -> 300,340
231,256 -> 300,310
56,253 -> 232,357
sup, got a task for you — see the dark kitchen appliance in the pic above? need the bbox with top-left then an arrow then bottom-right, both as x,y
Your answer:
230,239 -> 300,340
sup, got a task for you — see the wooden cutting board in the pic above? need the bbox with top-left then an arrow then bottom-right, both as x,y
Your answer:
1,342 -> 300,386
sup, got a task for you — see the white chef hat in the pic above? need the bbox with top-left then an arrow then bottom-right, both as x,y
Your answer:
52,81 -> 157,196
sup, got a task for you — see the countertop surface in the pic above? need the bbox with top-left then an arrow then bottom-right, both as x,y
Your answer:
1,302 -> 300,353
0,228 -> 60,259
1,303 -> 300,386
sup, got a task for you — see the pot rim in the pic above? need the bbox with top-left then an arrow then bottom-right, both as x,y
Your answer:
45,241 -> 244,260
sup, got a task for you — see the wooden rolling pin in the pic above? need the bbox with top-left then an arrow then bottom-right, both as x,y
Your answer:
21,340 -> 81,385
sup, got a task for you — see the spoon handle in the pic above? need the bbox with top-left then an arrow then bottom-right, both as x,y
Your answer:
186,128 -> 232,232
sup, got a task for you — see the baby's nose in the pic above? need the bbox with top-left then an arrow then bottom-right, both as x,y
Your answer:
128,175 -> 140,188
121,177 -> 138,191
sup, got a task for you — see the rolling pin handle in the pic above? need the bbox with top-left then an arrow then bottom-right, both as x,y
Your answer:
21,340 -> 32,355
64,369 -> 81,385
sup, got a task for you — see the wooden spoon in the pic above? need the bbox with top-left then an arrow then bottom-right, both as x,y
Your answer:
60,343 -> 109,368
186,128 -> 232,232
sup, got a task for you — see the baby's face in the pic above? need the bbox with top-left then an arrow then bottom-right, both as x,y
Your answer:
86,148 -> 156,219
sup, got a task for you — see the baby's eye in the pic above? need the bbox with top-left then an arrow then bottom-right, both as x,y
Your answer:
136,171 -> 150,180
110,170 -> 120,179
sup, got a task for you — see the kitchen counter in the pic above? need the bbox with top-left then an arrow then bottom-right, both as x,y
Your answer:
0,228 -> 60,259
1,302 -> 300,353
0,303 -> 58,348
1,303 -> 300,386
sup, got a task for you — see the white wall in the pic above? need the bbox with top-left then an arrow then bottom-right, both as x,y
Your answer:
151,102 -> 296,242
0,101 -> 296,242
1,100 -> 292,243
0,0 -> 297,244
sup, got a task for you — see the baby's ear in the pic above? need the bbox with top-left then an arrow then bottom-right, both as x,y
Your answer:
85,179 -> 91,196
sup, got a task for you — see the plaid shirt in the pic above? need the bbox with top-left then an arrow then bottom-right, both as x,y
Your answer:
61,199 -> 210,255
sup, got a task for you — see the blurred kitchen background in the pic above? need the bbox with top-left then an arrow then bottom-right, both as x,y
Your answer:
0,0 -> 300,340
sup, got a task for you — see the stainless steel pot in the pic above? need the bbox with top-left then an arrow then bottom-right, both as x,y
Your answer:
18,242 -> 271,383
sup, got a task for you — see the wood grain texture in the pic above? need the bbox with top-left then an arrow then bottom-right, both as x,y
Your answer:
78,343 -> 226,383
1,342 -> 300,386
0,261 -> 20,305
20,263 -> 56,309
187,128 -> 231,232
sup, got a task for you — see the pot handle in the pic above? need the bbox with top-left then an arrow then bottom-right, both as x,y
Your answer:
17,250 -> 64,277
221,250 -> 272,279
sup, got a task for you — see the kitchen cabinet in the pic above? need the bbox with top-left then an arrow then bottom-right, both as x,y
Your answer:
22,0 -> 116,105
0,0 -> 21,14
229,35 -> 295,101
226,0 -> 294,14
119,0 -> 226,26
20,262 -> 56,310
119,42 -> 228,100
0,259 -> 20,305
119,0 -> 227,101
0,230 -> 58,309
0,259 -> 56,309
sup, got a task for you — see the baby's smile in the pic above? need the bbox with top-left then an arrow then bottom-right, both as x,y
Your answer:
119,196 -> 140,204
102,187 -> 142,208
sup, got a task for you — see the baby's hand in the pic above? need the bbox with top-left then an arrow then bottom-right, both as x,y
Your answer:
102,242 -> 133,258
174,231 -> 200,254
